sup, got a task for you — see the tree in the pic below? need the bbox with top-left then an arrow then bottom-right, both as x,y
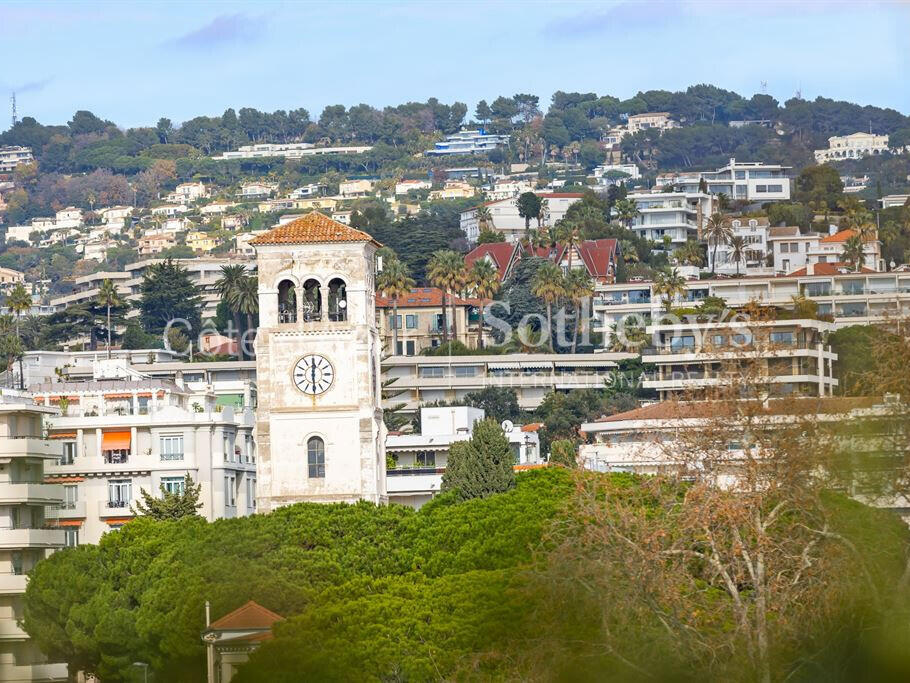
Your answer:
461,387 -> 520,423
426,250 -> 466,344
531,262 -> 565,351
139,259 -> 203,336
653,268 -> 687,311
476,228 -> 504,244
475,206 -> 493,233
728,235 -> 747,276
377,257 -> 415,355
549,439 -> 577,468
134,474 -> 202,520
795,164 -> 844,212
516,192 -> 543,238
703,213 -> 733,275
5,283 -> 31,389
234,275 -> 259,343
468,259 -> 500,349
96,279 -> 123,359
475,100 -> 492,127
215,264 -> 250,359
673,240 -> 704,267
564,268 -> 594,353
612,198 -> 639,229
842,234 -> 865,271
440,418 -> 515,500
120,322 -> 158,350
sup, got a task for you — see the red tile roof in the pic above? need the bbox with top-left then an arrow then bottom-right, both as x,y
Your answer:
209,601 -> 284,631
786,262 -> 876,276
249,211 -> 381,246
820,229 -> 855,243
464,243 -> 518,280
375,287 -> 479,308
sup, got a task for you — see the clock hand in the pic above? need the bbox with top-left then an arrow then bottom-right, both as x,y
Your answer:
311,357 -> 316,385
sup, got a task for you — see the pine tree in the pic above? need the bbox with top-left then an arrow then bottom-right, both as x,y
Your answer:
134,474 -> 203,520
441,419 -> 515,500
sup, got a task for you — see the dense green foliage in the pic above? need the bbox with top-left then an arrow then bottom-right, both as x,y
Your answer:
138,259 -> 203,335
134,475 -> 202,520
440,418 -> 516,500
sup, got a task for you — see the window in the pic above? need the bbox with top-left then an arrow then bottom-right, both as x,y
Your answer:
161,476 -> 185,495
419,366 -> 445,378
63,485 -> 78,509
64,529 -> 79,548
768,184 -> 783,192
756,184 -> 768,193
454,366 -> 477,377
225,475 -> 236,506
388,314 -> 401,329
405,341 -> 416,355
61,441 -> 76,465
278,279 -> 298,323
770,331 -> 795,345
405,314 -> 418,329
108,479 -> 132,507
245,434 -> 255,463
160,434 -> 184,461
417,450 -> 436,467
307,436 -> 326,478
711,334 -> 726,347
732,333 -> 753,346
223,434 -> 234,462
247,477 -> 256,510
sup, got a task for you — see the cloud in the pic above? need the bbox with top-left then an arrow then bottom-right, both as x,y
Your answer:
541,1 -> 688,38
169,12 -> 267,50
0,77 -> 53,95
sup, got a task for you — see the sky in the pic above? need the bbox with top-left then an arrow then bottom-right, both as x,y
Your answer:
1,0 -> 908,132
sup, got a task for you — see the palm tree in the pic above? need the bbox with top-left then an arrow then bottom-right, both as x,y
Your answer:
703,213 -> 733,276
234,276 -> 259,355
376,259 -> 415,354
215,264 -> 248,357
96,279 -> 123,358
531,262 -> 565,351
619,239 -> 639,264
653,268 -> 687,312
842,235 -> 865,272
728,235 -> 747,276
467,259 -> 500,349
672,240 -> 704,267
613,198 -> 640,229
557,220 -> 583,272
6,283 -> 31,389
476,205 -> 493,233
426,250 -> 466,344
565,268 -> 594,352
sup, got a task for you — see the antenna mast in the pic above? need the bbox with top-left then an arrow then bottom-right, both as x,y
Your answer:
10,91 -> 17,127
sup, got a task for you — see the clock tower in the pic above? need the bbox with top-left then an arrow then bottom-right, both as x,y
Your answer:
250,212 -> 387,511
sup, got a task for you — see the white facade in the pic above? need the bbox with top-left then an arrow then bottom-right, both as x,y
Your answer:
386,407 -> 541,507
656,158 -> 791,203
53,207 -> 83,229
0,146 -> 34,173
214,143 -> 372,161
625,191 -> 714,248
460,193 -> 584,242
592,163 -> 641,186
814,132 -> 891,163
289,184 -> 323,199
40,368 -> 255,545
0,391 -> 67,683
709,217 -> 773,275
338,179 -> 374,198
169,182 -> 207,204
881,194 -> 909,209
252,214 -> 386,509
769,226 -> 882,274
394,179 -> 432,195
425,129 -> 510,156
627,112 -> 677,134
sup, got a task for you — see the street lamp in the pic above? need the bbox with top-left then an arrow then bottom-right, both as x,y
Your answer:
132,661 -> 149,683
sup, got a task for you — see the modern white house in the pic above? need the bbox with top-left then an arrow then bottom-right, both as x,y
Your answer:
624,191 -> 714,249
168,182 -> 208,204
656,158 -> 792,203
768,226 -> 882,274
814,132 -> 892,163
880,194 -> 909,209
0,146 -> 34,173
0,390 -> 68,683
708,217 -> 774,275
425,129 -> 510,156
40,361 -> 256,545
460,192 -> 584,242
53,207 -> 83,230
386,406 -> 542,507
626,112 -> 678,134
213,143 -> 372,161
394,179 -> 432,196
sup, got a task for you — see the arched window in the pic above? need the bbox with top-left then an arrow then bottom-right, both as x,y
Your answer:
328,278 -> 347,322
302,279 -> 322,322
277,280 -> 297,323
307,437 -> 325,478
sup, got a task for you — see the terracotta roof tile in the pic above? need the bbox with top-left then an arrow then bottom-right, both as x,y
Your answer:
249,212 -> 381,247
820,228 -> 875,244
376,287 -> 479,308
786,262 -> 876,276
209,601 -> 284,631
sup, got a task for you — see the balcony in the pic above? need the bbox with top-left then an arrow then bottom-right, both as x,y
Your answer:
0,662 -> 70,682
0,484 -> 63,505
0,528 -> 65,549
0,619 -> 28,641
0,574 -> 27,595
0,437 -> 61,460
45,500 -> 87,519
98,500 -> 137,518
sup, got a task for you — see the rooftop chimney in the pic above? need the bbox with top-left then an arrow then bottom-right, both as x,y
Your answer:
806,263 -> 814,276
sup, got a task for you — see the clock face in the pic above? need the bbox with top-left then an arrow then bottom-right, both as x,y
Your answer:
293,355 -> 334,395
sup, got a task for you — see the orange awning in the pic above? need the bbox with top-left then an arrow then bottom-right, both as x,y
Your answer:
48,432 -> 77,439
105,518 -> 133,526
101,431 -> 131,451
56,520 -> 84,527
45,476 -> 85,483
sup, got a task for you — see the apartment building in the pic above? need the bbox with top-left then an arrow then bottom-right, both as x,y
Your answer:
137,233 -> 176,256
382,353 -> 635,413
768,226 -> 882,274
386,407 -> 541,507
881,194 -> 910,209
394,179 -> 432,195
425,129 -> 510,156
39,368 -> 255,545
592,163 -> 641,187
625,191 -> 714,248
709,217 -> 773,275
0,390 -> 67,683
150,204 -> 189,217
239,182 -> 278,199
167,182 -> 207,204
428,181 -> 476,201
213,143 -> 372,161
375,287 -> 480,355
592,268 -> 910,340
0,146 -> 34,173
626,112 -> 677,134
656,158 -> 792,203
641,319 -> 837,400
186,231 -> 219,253
460,193 -> 584,242
814,132 -> 891,163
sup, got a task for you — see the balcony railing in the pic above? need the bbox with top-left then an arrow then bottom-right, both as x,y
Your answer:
103,452 -> 129,465
160,452 -> 184,461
